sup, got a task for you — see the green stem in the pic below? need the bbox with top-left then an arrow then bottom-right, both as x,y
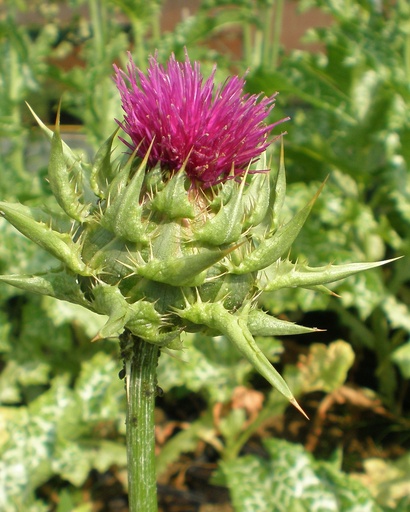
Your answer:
270,0 -> 284,71
131,20 -> 146,67
88,0 -> 109,143
243,21 -> 253,66
89,0 -> 109,62
151,2 -> 162,44
261,1 -> 274,69
121,331 -> 159,512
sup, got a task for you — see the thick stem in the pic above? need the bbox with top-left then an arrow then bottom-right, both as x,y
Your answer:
120,331 -> 159,512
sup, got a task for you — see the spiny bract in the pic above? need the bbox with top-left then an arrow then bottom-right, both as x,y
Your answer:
0,53 -> 390,414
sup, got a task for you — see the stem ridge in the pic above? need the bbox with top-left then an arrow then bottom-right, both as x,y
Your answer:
120,331 -> 159,512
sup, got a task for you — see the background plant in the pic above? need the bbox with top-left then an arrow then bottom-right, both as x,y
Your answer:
0,1 -> 409,511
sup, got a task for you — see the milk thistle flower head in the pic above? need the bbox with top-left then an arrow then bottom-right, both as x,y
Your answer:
114,51 -> 285,187
0,52 -> 391,417
0,50 -> 395,512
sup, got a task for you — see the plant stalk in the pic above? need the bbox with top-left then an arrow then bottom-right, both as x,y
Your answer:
270,0 -> 284,71
120,331 -> 159,512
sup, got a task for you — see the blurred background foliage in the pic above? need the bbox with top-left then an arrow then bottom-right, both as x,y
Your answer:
0,0 -> 409,510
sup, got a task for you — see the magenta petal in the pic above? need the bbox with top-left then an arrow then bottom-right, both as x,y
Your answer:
114,51 -> 287,187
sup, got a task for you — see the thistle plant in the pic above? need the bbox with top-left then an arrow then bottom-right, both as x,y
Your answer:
0,51 -> 391,511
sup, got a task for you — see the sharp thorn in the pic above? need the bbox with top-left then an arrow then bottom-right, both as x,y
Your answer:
290,397 -> 309,420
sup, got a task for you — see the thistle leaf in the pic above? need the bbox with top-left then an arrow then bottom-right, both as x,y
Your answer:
48,103 -> 91,222
91,284 -> 178,344
90,128 -> 120,198
194,175 -> 246,245
0,271 -> 92,308
104,153 -> 133,206
103,154 -> 148,243
135,247 -> 234,287
263,258 -> 399,292
247,309 -> 320,336
0,202 -> 91,275
175,301 -> 308,416
270,140 -> 287,231
27,102 -> 95,217
151,170 -> 195,219
26,102 -> 80,167
242,171 -> 270,229
232,180 -> 326,274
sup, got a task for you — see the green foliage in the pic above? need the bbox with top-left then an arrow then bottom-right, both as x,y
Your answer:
2,98 -> 380,414
0,351 -> 126,511
219,438 -> 383,512
391,340 -> 410,379
157,339 -> 356,472
1,0 -> 409,510
158,331 -> 284,403
0,0 -> 57,199
246,0 -> 410,408
284,340 -> 355,395
353,453 -> 410,511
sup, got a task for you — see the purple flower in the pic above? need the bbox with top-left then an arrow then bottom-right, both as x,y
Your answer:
114,51 -> 287,188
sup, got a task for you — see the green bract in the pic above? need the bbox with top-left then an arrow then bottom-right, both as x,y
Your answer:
0,111 -> 392,415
